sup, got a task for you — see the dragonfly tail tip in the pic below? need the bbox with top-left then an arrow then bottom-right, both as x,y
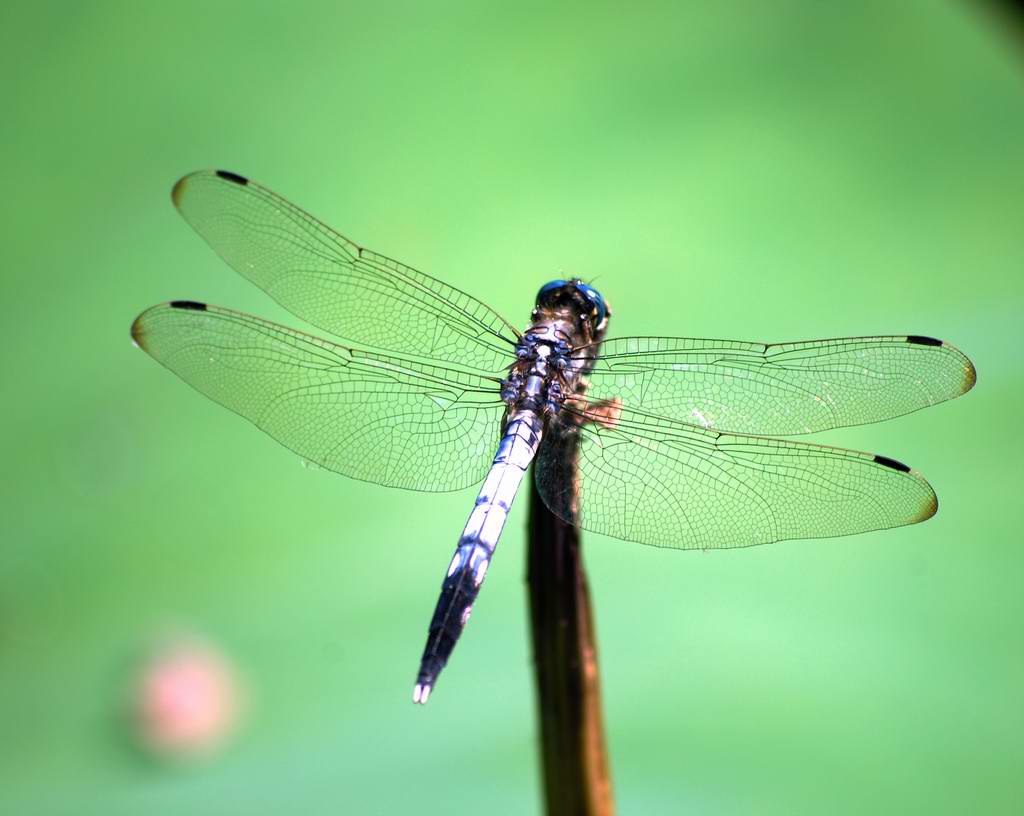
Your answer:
412,682 -> 433,705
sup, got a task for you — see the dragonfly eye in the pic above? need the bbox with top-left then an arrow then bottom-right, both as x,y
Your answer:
576,283 -> 608,330
536,279 -> 608,329
535,280 -> 569,305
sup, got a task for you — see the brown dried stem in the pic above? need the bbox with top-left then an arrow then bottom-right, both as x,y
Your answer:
527,474 -> 614,816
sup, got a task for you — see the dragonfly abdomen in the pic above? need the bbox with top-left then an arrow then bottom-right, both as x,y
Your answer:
413,411 -> 543,704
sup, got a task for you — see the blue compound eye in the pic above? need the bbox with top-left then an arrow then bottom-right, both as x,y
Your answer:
535,279 -> 607,328
536,280 -> 568,302
577,283 -> 607,327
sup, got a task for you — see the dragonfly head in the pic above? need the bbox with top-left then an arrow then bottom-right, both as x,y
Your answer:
534,279 -> 611,338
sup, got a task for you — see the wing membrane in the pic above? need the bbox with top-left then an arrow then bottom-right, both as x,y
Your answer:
170,170 -> 519,371
131,301 -> 504,492
583,335 -> 976,435
536,404 -> 937,550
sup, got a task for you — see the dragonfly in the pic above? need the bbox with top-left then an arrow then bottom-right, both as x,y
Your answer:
131,169 -> 977,705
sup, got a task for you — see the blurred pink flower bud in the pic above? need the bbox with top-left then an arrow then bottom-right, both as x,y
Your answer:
133,636 -> 242,758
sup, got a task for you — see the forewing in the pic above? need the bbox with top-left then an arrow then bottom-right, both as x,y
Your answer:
583,335 -> 976,435
131,301 -> 504,492
535,405 -> 937,550
170,170 -> 519,371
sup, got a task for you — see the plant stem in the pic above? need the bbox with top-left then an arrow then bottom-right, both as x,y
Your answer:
527,474 -> 614,816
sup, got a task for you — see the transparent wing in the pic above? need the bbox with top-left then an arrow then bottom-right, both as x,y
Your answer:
535,404 -> 937,550
170,169 -> 519,371
131,301 -> 505,492
582,335 -> 976,435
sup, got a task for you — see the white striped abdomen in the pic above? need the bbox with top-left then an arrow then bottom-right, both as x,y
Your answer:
413,411 -> 543,703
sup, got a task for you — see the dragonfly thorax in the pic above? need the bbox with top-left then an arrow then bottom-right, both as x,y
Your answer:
501,331 -> 574,416
501,345 -> 566,416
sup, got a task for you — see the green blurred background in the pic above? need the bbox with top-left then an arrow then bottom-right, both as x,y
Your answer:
3,1 -> 1022,813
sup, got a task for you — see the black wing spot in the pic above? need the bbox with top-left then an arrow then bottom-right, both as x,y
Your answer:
169,300 -> 208,311
906,335 -> 942,347
874,454 -> 911,473
215,170 -> 249,186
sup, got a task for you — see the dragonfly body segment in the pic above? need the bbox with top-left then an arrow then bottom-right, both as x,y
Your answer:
132,170 -> 976,704
414,410 -> 540,704
414,287 -> 611,702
